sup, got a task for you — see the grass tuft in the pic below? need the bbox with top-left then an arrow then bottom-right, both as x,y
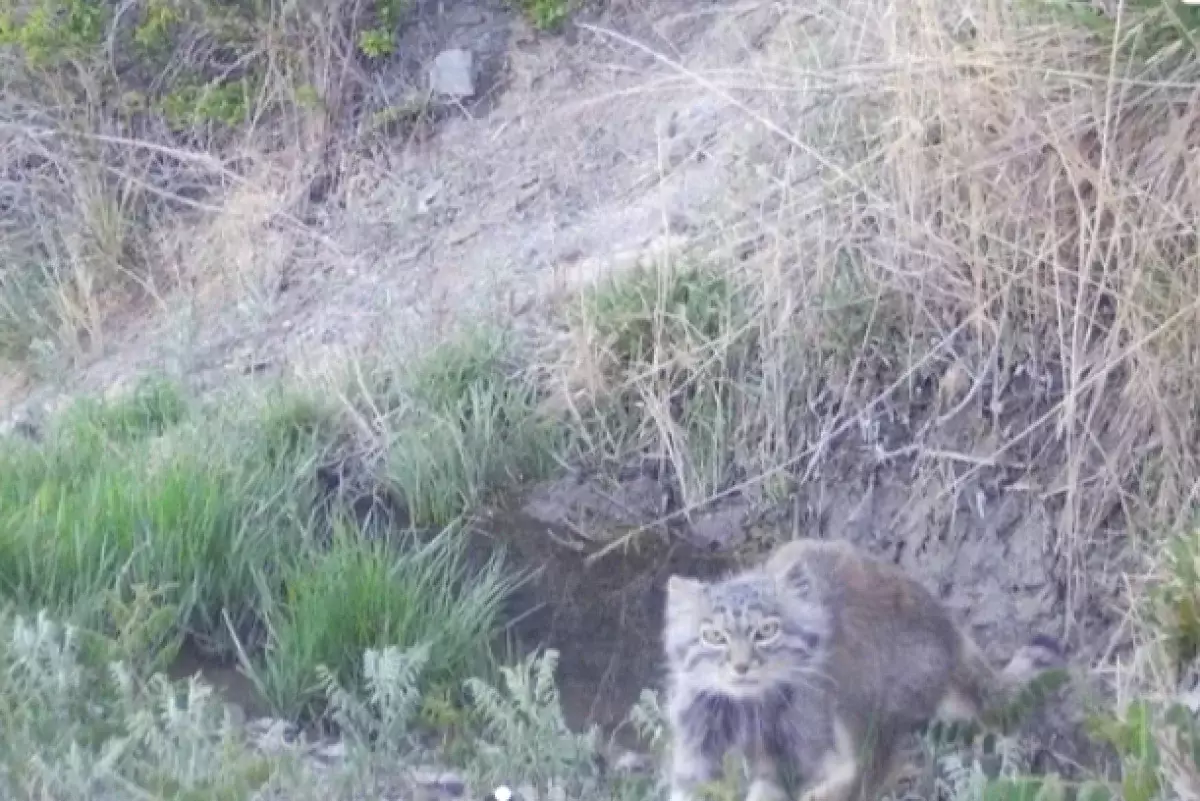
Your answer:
556,260 -> 759,507
378,328 -> 564,528
251,519 -> 522,720
0,377 -> 330,663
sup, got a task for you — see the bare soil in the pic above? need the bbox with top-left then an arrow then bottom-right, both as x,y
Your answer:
3,0 -> 780,418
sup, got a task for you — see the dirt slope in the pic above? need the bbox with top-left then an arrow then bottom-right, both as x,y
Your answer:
1,0 -> 1122,771
2,0 -> 781,416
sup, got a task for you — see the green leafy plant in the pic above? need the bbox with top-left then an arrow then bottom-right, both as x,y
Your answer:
0,609 -> 274,800
251,520 -> 520,720
625,688 -> 668,753
319,642 -> 431,756
132,0 -> 179,52
515,0 -> 571,31
357,27 -> 393,58
94,580 -> 185,679
159,76 -> 258,129
0,0 -> 107,66
463,648 -> 602,797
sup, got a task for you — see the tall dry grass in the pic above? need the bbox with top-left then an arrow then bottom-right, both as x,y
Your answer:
567,0 -> 1200,628
780,0 -> 1200,604
549,1 -> 1200,789
0,0 -> 383,370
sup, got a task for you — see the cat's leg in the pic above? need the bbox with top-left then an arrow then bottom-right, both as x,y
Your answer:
668,737 -> 721,801
797,717 -> 863,801
745,740 -> 788,801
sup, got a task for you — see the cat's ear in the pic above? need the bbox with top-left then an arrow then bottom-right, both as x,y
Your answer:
772,558 -> 814,597
666,575 -> 705,612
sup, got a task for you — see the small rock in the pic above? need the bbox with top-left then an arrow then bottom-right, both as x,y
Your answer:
436,771 -> 466,797
411,765 -> 443,787
413,767 -> 469,801
429,49 -> 476,98
418,180 -> 444,214
0,414 -> 39,441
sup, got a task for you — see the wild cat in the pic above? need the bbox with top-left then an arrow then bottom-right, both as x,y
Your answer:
662,538 -> 1063,801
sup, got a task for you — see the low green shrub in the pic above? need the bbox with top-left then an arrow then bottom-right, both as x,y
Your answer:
0,608 -> 278,800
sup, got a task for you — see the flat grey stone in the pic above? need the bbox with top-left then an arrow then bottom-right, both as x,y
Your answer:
429,49 -> 476,98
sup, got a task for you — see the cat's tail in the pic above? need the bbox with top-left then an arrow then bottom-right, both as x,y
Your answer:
943,631 -> 1066,736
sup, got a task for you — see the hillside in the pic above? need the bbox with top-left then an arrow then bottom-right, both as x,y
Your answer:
3,0 -> 1200,799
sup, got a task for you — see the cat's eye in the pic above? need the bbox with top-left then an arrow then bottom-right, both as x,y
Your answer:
755,620 -> 781,643
700,625 -> 728,648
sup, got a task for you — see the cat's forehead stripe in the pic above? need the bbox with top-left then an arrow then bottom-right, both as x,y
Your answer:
709,576 -> 772,612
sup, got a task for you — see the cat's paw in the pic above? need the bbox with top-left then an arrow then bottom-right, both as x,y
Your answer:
798,787 -> 835,801
747,779 -> 787,801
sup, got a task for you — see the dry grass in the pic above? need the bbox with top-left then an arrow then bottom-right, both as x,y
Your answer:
577,0 -> 1200,684
0,0 -> 393,371
549,0 -> 1200,788
560,0 -> 1200,543
784,0 -> 1200,575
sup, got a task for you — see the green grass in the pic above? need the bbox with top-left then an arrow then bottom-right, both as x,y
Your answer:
0,338 -> 549,718
250,519 -> 523,720
7,0 -> 1200,793
378,328 -> 564,527
0,321 -> 1191,801
53,375 -> 189,441
514,0 -> 572,31
0,377 -> 329,660
1039,0 -> 1200,66
561,260 -> 760,505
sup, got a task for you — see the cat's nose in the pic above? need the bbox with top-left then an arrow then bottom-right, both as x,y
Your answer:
731,661 -> 750,675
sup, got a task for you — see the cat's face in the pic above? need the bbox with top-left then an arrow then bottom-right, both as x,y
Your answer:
664,567 -> 829,699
